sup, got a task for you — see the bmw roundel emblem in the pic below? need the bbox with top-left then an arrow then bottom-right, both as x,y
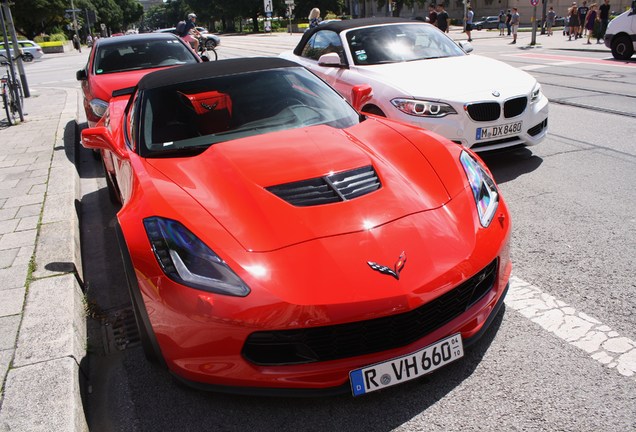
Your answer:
492,90 -> 501,97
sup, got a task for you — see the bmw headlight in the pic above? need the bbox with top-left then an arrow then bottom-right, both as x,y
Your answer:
89,98 -> 109,118
460,151 -> 499,227
144,217 -> 250,297
530,82 -> 542,103
391,98 -> 457,118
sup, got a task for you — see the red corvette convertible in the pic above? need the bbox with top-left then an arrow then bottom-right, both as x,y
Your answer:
81,58 -> 511,396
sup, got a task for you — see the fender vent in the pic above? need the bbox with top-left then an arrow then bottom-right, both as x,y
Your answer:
267,165 -> 381,207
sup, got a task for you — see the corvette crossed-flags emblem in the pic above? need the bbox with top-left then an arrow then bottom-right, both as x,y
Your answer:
367,252 -> 407,280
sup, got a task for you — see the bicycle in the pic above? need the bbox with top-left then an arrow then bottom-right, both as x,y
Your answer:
197,35 -> 218,61
1,54 -> 24,125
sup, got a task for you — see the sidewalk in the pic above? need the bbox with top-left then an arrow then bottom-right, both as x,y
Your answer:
446,24 -> 611,53
0,81 -> 87,432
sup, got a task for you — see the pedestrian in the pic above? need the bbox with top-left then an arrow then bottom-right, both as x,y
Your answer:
308,7 -> 322,29
465,5 -> 474,42
436,3 -> 450,33
506,9 -> 512,36
578,0 -> 589,37
86,34 -> 93,48
584,3 -> 598,44
510,7 -> 520,44
567,3 -> 580,40
598,0 -> 610,43
546,7 -> 556,36
498,10 -> 506,36
428,4 -> 438,26
72,34 -> 81,52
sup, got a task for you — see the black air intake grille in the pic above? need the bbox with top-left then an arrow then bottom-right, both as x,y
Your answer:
465,102 -> 501,122
504,96 -> 528,118
243,259 -> 499,365
528,118 -> 548,136
266,165 -> 380,207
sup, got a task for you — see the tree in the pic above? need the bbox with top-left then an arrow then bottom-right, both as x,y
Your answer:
116,0 -> 143,29
87,0 -> 121,33
10,0 -> 70,40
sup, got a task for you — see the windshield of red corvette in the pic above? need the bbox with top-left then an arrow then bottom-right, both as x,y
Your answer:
94,39 -> 198,74
345,23 -> 465,65
138,67 -> 360,155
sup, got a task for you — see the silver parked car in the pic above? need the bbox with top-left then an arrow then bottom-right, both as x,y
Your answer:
0,40 -> 44,62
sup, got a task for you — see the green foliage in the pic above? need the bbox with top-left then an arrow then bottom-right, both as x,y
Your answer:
49,33 -> 68,42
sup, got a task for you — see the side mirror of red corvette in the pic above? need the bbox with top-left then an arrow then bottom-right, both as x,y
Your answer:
351,84 -> 373,112
81,127 -> 128,160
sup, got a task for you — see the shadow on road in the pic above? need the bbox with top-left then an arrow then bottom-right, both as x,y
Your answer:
479,146 -> 543,184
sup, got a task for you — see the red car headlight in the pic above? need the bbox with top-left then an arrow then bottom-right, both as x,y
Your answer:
143,217 -> 250,297
89,98 -> 109,118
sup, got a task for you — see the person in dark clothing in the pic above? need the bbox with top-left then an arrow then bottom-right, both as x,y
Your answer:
428,4 -> 438,25
506,10 -> 512,36
436,4 -> 450,33
577,0 -> 589,37
598,0 -> 610,43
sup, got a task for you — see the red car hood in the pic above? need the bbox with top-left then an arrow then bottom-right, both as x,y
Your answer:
146,121 -> 454,252
90,69 -> 158,101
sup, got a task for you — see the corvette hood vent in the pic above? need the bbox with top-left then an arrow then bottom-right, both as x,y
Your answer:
266,165 -> 381,207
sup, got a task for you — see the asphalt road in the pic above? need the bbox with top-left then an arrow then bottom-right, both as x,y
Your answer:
32,33 -> 634,431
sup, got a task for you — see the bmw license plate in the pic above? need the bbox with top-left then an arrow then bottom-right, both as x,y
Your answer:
349,333 -> 463,396
476,121 -> 522,140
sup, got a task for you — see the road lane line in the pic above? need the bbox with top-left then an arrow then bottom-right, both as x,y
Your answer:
506,52 -> 636,68
518,65 -> 550,70
506,277 -> 636,380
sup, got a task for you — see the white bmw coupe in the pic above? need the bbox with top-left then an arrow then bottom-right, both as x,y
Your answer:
280,18 -> 549,152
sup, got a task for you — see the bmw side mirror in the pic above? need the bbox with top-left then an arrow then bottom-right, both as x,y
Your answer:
76,69 -> 87,81
458,41 -> 474,53
318,52 -> 345,67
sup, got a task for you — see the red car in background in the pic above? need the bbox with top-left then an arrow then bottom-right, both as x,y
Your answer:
76,32 -> 200,127
81,58 -> 512,396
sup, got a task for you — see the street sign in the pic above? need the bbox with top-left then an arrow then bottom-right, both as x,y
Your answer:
530,0 -> 539,5
263,0 -> 273,12
285,0 -> 294,4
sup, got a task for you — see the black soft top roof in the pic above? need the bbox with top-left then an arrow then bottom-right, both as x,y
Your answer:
294,17 -> 419,56
94,32 -> 181,48
137,57 -> 301,91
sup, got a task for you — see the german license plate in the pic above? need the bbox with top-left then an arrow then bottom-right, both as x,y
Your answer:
476,121 -> 522,140
349,333 -> 463,396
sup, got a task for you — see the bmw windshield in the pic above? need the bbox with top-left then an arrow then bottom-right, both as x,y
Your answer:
345,23 -> 466,65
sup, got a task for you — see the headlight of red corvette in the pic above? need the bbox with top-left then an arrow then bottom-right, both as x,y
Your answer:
143,217 -> 250,297
460,151 -> 499,228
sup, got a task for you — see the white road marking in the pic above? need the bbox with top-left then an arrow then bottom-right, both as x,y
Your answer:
506,277 -> 636,380
518,65 -> 549,71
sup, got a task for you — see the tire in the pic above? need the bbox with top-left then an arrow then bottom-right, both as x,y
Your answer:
201,48 -> 218,61
204,38 -> 217,50
2,81 -> 18,125
611,34 -> 634,60
2,91 -> 12,125
22,52 -> 34,62
14,80 -> 23,111
102,161 -> 122,206
115,223 -> 165,367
